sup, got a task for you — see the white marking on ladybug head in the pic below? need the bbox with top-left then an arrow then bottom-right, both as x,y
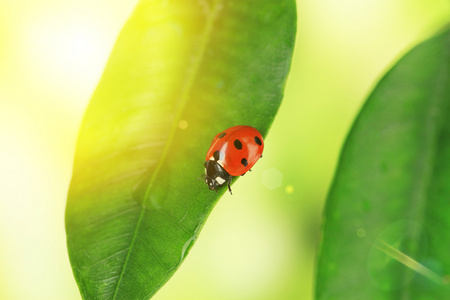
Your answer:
215,177 -> 225,185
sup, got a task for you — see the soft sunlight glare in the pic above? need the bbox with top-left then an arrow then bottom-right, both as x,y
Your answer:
0,123 -> 76,299
0,2 -> 137,299
27,14 -> 112,90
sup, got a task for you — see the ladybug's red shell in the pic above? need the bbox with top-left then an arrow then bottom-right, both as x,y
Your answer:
205,125 -> 264,176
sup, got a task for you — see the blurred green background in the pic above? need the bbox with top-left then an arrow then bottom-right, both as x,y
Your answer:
0,0 -> 449,299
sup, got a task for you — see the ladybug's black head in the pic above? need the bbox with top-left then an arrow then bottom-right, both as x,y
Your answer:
204,175 -> 220,191
204,160 -> 231,192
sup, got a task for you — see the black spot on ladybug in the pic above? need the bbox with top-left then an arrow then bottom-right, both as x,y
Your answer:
241,158 -> 248,167
234,139 -> 243,150
218,132 -> 226,138
213,150 -> 220,161
255,136 -> 262,146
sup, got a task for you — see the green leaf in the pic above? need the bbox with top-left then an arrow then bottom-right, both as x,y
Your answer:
316,28 -> 450,299
65,1 -> 296,299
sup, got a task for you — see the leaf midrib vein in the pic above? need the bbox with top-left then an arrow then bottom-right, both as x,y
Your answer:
111,2 -> 223,299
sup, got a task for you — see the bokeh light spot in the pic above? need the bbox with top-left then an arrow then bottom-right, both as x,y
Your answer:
356,228 -> 366,238
178,119 -> 188,130
285,184 -> 294,194
261,167 -> 283,190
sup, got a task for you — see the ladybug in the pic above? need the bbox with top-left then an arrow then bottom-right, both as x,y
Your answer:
203,125 -> 264,194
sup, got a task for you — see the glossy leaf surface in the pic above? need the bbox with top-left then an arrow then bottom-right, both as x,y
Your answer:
65,0 -> 296,299
316,28 -> 450,299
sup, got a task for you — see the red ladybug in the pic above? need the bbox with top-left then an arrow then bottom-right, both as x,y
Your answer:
204,125 -> 264,194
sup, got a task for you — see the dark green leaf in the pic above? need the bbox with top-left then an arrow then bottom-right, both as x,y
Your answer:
316,28 -> 450,299
65,0 -> 296,299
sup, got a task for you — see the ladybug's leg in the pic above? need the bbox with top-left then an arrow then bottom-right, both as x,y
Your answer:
227,179 -> 233,195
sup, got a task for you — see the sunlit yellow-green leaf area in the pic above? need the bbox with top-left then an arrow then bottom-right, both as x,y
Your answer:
1,0 -> 449,299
